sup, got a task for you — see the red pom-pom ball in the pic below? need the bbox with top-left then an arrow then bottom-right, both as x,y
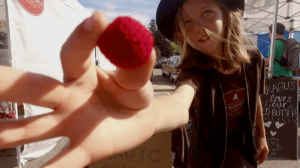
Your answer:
98,16 -> 154,69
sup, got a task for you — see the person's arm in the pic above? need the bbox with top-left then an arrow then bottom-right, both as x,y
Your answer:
0,11 -> 195,167
265,43 -> 278,67
256,97 -> 266,139
265,56 -> 271,67
152,85 -> 194,133
256,96 -> 269,164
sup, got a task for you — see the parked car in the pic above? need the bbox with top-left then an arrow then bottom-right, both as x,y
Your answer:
154,56 -> 168,68
161,56 -> 181,83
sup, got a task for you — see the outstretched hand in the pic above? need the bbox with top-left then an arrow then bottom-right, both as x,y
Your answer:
0,11 -> 156,168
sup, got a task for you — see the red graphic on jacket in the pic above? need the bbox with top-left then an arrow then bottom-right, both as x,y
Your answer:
223,88 -> 246,116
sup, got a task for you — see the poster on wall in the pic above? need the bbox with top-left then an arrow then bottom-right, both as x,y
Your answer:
0,29 -> 8,49
0,1 -> 15,120
0,28 -> 9,62
0,1 -> 19,168
0,1 -> 10,65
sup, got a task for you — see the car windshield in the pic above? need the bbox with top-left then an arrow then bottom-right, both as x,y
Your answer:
173,57 -> 180,65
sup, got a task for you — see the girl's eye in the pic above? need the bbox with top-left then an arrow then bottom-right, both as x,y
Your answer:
203,10 -> 212,16
184,20 -> 191,26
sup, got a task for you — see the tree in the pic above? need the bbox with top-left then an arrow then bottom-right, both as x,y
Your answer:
170,42 -> 179,55
154,46 -> 161,57
148,18 -> 157,34
148,19 -> 173,57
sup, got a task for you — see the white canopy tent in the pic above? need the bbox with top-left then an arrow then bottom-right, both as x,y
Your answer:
243,0 -> 300,78
243,0 -> 300,33
0,0 -> 115,166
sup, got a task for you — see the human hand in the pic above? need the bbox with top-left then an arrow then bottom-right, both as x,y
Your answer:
256,136 -> 269,164
0,11 -> 156,167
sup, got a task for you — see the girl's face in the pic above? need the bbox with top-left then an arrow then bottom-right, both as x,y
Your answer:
181,0 -> 226,56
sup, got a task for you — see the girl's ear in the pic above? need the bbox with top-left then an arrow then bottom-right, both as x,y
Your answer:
177,32 -> 184,41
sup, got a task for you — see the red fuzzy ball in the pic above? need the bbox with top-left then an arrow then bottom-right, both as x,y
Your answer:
98,16 -> 154,69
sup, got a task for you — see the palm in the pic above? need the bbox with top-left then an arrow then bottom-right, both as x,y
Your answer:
46,67 -> 154,167
0,12 -> 156,167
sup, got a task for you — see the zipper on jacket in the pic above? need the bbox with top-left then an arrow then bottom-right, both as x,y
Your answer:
242,63 -> 258,152
218,78 -> 228,168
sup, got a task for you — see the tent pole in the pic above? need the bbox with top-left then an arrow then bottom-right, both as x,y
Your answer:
268,0 -> 280,78
14,103 -> 22,168
289,31 -> 294,39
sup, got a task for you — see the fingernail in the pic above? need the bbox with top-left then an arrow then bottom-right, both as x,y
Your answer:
83,14 -> 95,32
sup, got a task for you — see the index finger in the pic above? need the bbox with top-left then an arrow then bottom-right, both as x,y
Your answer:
0,66 -> 66,109
60,11 -> 109,83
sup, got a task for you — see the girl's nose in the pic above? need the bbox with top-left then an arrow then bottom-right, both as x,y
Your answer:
195,20 -> 205,33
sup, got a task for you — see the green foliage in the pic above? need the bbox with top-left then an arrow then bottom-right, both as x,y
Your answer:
148,19 -> 173,57
154,46 -> 161,56
170,42 -> 179,55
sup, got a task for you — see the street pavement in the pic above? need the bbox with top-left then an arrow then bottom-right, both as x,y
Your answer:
1,68 -> 300,168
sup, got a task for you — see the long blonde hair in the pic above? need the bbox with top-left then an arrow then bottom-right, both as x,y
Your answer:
174,1 -> 252,70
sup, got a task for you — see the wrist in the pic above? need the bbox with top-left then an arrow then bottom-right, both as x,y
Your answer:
256,128 -> 266,139
257,135 -> 266,139
256,131 -> 266,139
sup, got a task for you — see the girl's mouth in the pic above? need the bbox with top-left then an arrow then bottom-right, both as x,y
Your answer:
198,36 -> 210,43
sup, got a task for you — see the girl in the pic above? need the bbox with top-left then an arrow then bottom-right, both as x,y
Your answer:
156,0 -> 268,167
0,0 -> 268,167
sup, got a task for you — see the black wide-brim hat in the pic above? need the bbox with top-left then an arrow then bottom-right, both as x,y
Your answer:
156,0 -> 245,41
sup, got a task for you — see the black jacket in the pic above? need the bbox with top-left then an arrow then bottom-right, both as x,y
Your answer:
173,49 -> 266,168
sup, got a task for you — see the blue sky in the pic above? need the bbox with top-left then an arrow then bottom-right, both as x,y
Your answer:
78,0 -> 160,26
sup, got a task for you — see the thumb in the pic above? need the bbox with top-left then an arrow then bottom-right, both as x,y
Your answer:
257,143 -> 262,157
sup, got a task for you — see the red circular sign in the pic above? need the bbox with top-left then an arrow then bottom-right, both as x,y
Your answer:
18,0 -> 44,16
